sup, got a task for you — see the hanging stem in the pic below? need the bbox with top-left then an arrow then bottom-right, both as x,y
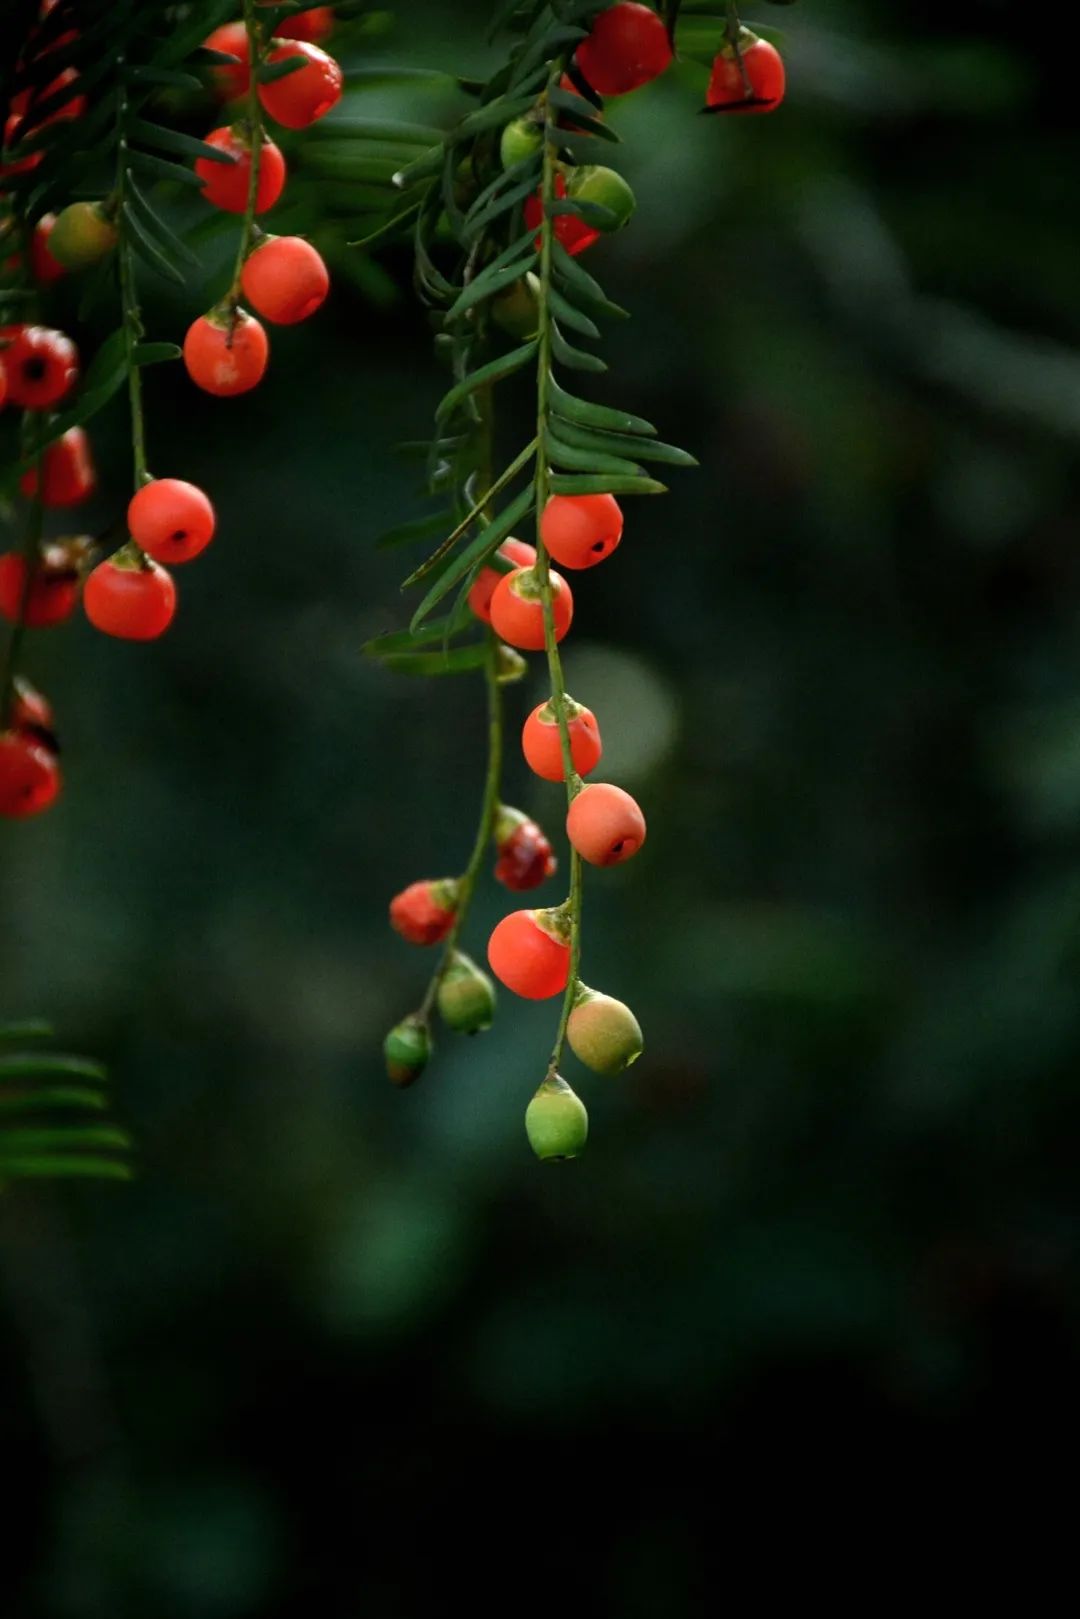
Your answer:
228,0 -> 266,316
724,1 -> 753,98
115,72 -> 147,492
0,419 -> 44,728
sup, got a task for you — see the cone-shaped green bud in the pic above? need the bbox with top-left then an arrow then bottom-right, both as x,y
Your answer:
437,951 -> 496,1034
495,644 -> 528,685
48,202 -> 118,269
383,1015 -> 431,1087
566,986 -> 643,1075
525,1075 -> 588,1161
500,116 -> 543,171
492,272 -> 541,340
566,165 -> 636,231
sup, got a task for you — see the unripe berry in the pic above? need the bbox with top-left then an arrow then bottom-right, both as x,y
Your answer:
525,1076 -> 588,1161
437,951 -> 497,1034
19,427 -> 95,508
489,564 -> 573,651
566,165 -> 636,231
575,3 -> 673,97
567,986 -> 643,1075
83,550 -> 177,641
540,493 -> 623,570
492,272 -> 541,340
488,907 -> 570,1000
241,235 -> 329,325
3,325 -> 78,410
522,698 -> 602,782
258,42 -> 343,130
500,116 -> 543,170
384,1015 -> 431,1087
0,547 -> 79,627
203,21 -> 251,101
196,127 -> 286,215
524,173 -> 599,257
47,201 -> 118,269
0,730 -> 61,819
389,878 -> 459,946
127,478 -> 216,564
467,537 -> 536,624
495,644 -> 528,685
493,806 -> 557,892
183,310 -> 269,397
566,783 -> 646,866
706,32 -> 786,114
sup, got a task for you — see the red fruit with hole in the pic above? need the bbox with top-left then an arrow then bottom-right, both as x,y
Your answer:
240,236 -> 329,325
706,34 -> 786,114
19,427 -> 95,508
128,479 -> 216,564
566,782 -> 646,866
0,549 -> 78,627
489,565 -> 573,651
522,700 -> 602,782
29,214 -> 66,285
276,6 -> 335,44
524,172 -> 599,257
467,537 -> 537,623
258,41 -> 343,129
487,908 -> 570,999
541,492 -> 623,569
203,21 -> 251,101
183,311 -> 269,396
575,3 -> 673,97
3,325 -> 78,409
0,731 -> 60,819
195,126 -> 286,214
11,675 -> 54,736
83,554 -> 176,641
389,879 -> 459,946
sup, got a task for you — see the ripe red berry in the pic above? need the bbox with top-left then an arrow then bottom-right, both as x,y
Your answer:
183,310 -> 269,397
10,675 -> 54,736
467,537 -> 537,623
128,479 -> 216,564
0,548 -> 79,627
706,33 -> 786,114
540,493 -> 623,570
3,325 -> 78,409
0,360 -> 7,411
524,172 -> 600,257
195,126 -> 286,214
575,3 -> 673,97
19,427 -> 95,508
566,782 -> 646,866
487,908 -> 570,999
0,730 -> 60,819
83,552 -> 176,641
522,699 -> 602,782
240,236 -> 329,325
258,41 -> 343,130
489,564 -> 573,652
29,214 -> 66,285
494,807 -> 557,891
389,878 -> 459,946
203,21 -> 251,101
276,6 -> 335,44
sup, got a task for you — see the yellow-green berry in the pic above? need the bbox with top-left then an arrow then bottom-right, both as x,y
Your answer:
525,1075 -> 588,1161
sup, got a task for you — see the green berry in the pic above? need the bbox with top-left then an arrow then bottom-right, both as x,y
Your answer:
492,272 -> 540,340
566,987 -> 643,1075
525,1076 -> 588,1161
437,951 -> 496,1034
566,165 -> 636,231
500,116 -> 543,170
383,1015 -> 431,1087
48,202 -> 118,270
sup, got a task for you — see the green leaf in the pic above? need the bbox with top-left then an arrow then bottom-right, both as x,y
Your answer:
126,174 -> 200,268
376,510 -> 451,550
128,150 -> 208,190
0,1020 -> 53,1044
552,417 -> 698,467
544,429 -> 645,478
550,322 -> 608,373
380,645 -> 492,676
132,342 -> 182,367
402,437 -> 538,585
547,89 -> 619,143
409,485 -> 536,630
363,609 -> 471,655
0,1127 -> 131,1155
257,54 -> 309,84
548,286 -> 600,340
462,171 -> 540,240
464,154 -> 541,227
126,66 -> 203,91
122,200 -> 186,286
0,1053 -> 108,1082
0,1088 -> 109,1115
549,472 -> 668,496
454,93 -> 541,141
551,240 -> 629,319
444,253 -> 536,324
127,118 -> 237,166
0,1156 -> 133,1182
434,339 -> 538,422
549,373 -> 658,436
550,196 -> 620,231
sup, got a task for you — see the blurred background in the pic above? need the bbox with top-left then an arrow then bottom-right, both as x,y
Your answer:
3,0 -> 1079,1610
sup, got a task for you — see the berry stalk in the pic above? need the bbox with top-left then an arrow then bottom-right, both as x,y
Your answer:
115,75 -> 148,493
228,0 -> 267,315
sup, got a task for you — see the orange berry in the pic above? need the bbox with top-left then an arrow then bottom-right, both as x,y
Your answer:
489,564 -> 573,651
203,21 -> 251,101
257,41 -> 343,129
3,325 -> 78,410
183,311 -> 269,397
19,427 -> 95,508
195,126 -> 286,215
566,783 -> 646,866
128,479 -> 215,564
522,699 -> 602,782
540,493 -> 623,570
83,553 -> 176,641
575,3 -> 673,97
389,878 -> 459,946
487,908 -> 570,999
240,236 -> 329,325
467,537 -> 536,623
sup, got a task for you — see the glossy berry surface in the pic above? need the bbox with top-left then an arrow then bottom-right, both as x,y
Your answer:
526,1077 -> 588,1161
575,3 -> 673,97
204,21 -> 251,101
707,35 -> 786,114
489,565 -> 573,651
277,6 -> 335,44
566,782 -> 647,866
488,909 -> 570,1000
494,817 -> 557,891
128,479 -> 216,564
195,127 -> 286,214
3,325 -> 78,409
0,730 -> 60,819
390,879 -> 458,946
47,201 -> 118,269
240,236 -> 329,325
522,700 -> 602,782
258,42 -> 343,129
19,426 -> 95,508
541,493 -> 623,569
0,549 -> 79,627
467,537 -> 536,623
524,172 -> 600,257
183,311 -> 269,397
567,990 -> 643,1074
84,554 -> 177,641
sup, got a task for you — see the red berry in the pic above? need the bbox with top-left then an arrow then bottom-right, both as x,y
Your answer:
0,361 -> 7,412
0,548 -> 79,627
489,564 -> 573,652
195,126 -> 286,215
258,41 -> 343,130
0,730 -> 60,819
706,34 -> 786,114
566,783 -> 646,866
19,427 -> 95,508
203,21 -> 251,101
29,214 -> 66,285
276,7 -> 335,45
240,236 -> 329,325
575,3 -> 673,97
524,172 -> 600,258
3,325 -> 78,410
183,310 -> 269,397
488,908 -> 570,999
128,479 -> 216,564
11,675 -> 54,736
522,700 -> 602,782
494,812 -> 557,892
389,878 -> 459,946
467,537 -> 536,623
83,552 -> 176,641
540,493 -> 623,570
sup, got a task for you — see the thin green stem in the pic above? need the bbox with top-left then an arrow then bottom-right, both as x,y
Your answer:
115,70 -> 147,492
0,418 -> 44,728
228,0 -> 266,313
724,1 -> 753,97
